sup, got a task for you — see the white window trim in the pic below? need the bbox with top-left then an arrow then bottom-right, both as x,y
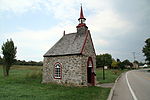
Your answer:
54,62 -> 62,79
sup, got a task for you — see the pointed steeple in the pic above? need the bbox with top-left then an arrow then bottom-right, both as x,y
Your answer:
79,5 -> 85,20
76,5 -> 87,28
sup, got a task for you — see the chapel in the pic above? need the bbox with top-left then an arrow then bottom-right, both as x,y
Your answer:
43,6 -> 96,86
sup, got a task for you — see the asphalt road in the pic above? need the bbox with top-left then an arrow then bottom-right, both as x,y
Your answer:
112,68 -> 150,100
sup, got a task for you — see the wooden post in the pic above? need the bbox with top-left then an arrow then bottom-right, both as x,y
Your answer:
103,66 -> 105,80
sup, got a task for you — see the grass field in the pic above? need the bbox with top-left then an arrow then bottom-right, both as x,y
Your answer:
0,65 -> 110,100
96,68 -> 126,83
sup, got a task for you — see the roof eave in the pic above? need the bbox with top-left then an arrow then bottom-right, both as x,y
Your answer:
43,53 -> 82,57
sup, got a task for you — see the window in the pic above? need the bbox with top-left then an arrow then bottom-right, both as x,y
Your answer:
88,61 -> 92,67
54,62 -> 62,79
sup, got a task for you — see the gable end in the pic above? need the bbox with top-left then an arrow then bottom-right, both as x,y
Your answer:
80,30 -> 96,56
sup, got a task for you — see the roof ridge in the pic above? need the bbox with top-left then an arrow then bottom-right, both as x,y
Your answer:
64,32 -> 76,36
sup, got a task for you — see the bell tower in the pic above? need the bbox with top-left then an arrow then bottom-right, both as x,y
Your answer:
76,5 -> 88,31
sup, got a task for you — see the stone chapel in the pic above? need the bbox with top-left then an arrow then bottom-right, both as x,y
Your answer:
42,6 -> 96,86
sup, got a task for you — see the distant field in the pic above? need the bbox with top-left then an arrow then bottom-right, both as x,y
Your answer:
0,65 -> 110,100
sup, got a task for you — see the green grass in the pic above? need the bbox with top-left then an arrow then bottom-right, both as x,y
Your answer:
0,65 -> 110,100
96,68 -> 126,83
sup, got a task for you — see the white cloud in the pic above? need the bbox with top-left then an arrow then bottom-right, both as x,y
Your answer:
87,9 -> 132,35
1,0 -> 145,62
95,39 -> 109,46
2,22 -> 76,61
0,0 -> 42,14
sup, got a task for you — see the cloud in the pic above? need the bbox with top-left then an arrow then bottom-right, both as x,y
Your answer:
0,0 -> 133,61
87,10 -> 132,34
0,0 -> 149,62
0,0 -> 42,14
94,39 -> 110,48
2,22 -> 76,61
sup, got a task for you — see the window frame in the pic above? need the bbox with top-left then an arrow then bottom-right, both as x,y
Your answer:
54,62 -> 62,79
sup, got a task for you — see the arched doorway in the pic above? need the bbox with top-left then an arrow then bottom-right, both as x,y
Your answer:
87,57 -> 95,86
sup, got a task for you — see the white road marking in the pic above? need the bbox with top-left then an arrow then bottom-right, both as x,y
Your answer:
126,71 -> 138,100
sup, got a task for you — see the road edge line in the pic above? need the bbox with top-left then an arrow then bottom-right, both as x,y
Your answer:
126,71 -> 138,100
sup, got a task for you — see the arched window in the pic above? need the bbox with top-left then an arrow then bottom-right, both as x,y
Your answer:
54,62 -> 62,79
88,60 -> 92,68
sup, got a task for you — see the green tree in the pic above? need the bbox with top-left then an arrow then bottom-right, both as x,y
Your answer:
116,58 -> 121,69
122,59 -> 131,66
1,39 -> 17,76
134,60 -> 139,64
121,59 -> 132,69
0,56 -> 2,64
143,38 -> 150,64
111,59 -> 118,69
96,53 -> 112,67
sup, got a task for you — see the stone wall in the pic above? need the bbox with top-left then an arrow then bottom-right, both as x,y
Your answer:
83,32 -> 96,63
81,31 -> 96,84
42,55 -> 88,86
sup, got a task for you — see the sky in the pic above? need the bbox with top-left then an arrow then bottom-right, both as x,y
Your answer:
0,0 -> 150,62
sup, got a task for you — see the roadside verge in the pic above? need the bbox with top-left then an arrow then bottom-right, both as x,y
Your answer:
107,72 -> 124,100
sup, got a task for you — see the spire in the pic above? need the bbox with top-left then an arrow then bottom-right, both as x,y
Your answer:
78,5 -> 86,21
76,5 -> 87,28
79,5 -> 85,19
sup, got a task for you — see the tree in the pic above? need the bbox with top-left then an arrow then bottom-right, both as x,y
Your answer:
111,59 -> 119,69
134,60 -> 139,64
96,53 -> 112,67
143,38 -> 150,64
0,56 -> 2,64
116,58 -> 121,69
117,58 -> 121,62
122,59 -> 131,66
1,39 -> 17,76
121,59 -> 131,69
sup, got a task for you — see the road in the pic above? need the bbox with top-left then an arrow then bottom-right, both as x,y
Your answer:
112,68 -> 150,100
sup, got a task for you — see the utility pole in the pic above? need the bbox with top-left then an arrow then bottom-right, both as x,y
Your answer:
132,52 -> 136,62
132,52 -> 136,69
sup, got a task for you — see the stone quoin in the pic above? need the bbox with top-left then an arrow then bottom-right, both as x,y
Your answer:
42,6 -> 96,86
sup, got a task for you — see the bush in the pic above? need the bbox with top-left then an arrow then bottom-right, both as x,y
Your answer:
112,70 -> 120,75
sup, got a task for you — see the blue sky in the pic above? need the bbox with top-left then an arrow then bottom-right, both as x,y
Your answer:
0,0 -> 150,62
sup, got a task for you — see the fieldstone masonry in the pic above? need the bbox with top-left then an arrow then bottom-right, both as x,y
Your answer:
43,55 -> 83,85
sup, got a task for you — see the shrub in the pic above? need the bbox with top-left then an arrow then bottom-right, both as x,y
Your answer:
112,70 -> 120,75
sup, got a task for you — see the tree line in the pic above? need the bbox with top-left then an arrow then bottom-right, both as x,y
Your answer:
15,60 -> 43,66
96,38 -> 150,69
96,53 -> 139,69
0,56 -> 43,66
0,38 -> 150,76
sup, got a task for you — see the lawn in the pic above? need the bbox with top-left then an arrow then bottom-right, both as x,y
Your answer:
0,65 -> 110,100
96,68 -> 126,83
